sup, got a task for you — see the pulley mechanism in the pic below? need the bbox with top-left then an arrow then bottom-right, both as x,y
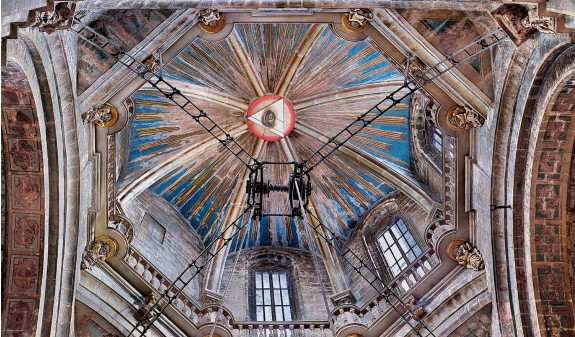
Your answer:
246,164 -> 311,219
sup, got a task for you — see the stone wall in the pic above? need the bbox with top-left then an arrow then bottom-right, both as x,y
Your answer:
122,189 -> 207,299
218,247 -> 333,322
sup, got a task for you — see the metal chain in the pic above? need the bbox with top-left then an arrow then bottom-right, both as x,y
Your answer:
71,18 -> 258,168
302,27 -> 509,173
128,206 -> 253,336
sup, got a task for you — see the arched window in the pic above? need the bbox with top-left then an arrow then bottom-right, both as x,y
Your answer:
253,269 -> 294,321
377,218 -> 422,277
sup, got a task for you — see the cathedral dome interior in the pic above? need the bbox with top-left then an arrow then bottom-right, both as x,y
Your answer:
1,1 -> 574,337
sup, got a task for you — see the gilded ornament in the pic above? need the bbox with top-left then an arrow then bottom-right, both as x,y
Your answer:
80,236 -> 118,270
342,9 -> 373,33
82,103 -> 119,128
198,9 -> 225,34
446,105 -> 484,130
447,239 -> 485,271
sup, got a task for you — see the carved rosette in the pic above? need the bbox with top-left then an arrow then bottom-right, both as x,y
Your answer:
80,236 -> 118,270
446,239 -> 485,271
198,9 -> 226,34
446,105 -> 485,130
342,9 -> 373,33
82,103 -> 119,128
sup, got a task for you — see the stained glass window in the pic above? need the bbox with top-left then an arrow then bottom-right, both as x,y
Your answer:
254,270 -> 292,321
378,218 -> 422,277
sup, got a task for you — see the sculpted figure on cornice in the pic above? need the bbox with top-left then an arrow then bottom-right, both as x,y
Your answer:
82,103 -> 118,128
343,9 -> 373,33
446,105 -> 484,130
447,239 -> 485,271
405,295 -> 426,320
81,237 -> 116,270
199,9 -> 221,27
136,293 -> 159,324
32,2 -> 75,34
492,4 -> 556,44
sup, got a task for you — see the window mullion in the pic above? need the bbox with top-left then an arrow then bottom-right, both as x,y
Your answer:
269,272 -> 275,321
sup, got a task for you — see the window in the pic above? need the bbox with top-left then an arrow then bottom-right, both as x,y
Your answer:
430,125 -> 443,152
377,218 -> 422,277
254,270 -> 293,321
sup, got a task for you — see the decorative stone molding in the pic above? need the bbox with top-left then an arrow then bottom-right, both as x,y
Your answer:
198,9 -> 226,34
81,103 -> 119,128
404,295 -> 425,319
342,9 -> 373,33
330,289 -> 356,307
142,54 -> 161,73
446,239 -> 485,271
201,289 -> 224,306
123,97 -> 135,117
492,4 -> 557,45
80,236 -> 118,270
31,2 -> 76,34
446,105 -> 484,130
135,293 -> 159,324
108,214 -> 134,243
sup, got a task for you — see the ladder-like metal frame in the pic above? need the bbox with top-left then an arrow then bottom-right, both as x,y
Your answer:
127,207 -> 253,336
72,18 -> 258,168
301,27 -> 508,173
70,14 -> 510,337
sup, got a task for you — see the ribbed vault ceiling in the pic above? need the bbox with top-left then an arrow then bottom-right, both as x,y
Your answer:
121,23 -> 412,250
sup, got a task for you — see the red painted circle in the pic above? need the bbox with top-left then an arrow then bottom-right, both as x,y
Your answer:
246,94 -> 296,141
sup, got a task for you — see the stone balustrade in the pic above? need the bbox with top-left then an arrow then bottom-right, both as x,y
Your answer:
387,249 -> 436,293
230,322 -> 331,337
124,247 -> 203,325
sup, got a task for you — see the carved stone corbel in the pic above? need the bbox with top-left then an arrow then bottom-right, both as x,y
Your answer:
330,289 -> 357,307
446,239 -> 485,271
135,293 -> 159,324
446,105 -> 485,130
198,9 -> 226,34
80,236 -> 118,270
404,295 -> 426,319
82,103 -> 119,128
492,4 -> 557,45
342,9 -> 373,33
201,289 -> 224,306
32,2 -> 76,34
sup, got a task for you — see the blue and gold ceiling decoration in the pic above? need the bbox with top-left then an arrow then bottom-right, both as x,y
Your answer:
122,23 -> 411,250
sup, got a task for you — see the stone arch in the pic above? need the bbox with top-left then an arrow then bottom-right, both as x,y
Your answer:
512,46 -> 575,336
489,35 -> 574,337
1,59 -> 47,337
3,29 -> 83,337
